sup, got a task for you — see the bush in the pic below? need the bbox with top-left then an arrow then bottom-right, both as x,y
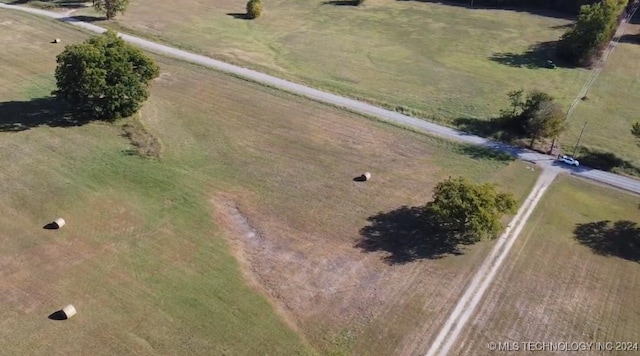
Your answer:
246,0 -> 262,19
121,119 -> 162,159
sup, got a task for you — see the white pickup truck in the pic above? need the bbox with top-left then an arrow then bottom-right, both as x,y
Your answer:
558,155 -> 579,167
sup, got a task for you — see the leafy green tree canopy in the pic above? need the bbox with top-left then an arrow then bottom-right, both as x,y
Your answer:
527,100 -> 566,148
557,0 -> 627,66
93,0 -> 130,20
53,30 -> 160,121
500,89 -> 567,147
425,177 -> 517,244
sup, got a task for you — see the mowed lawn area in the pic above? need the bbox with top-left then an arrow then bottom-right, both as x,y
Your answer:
0,10 -> 544,355
63,0 -> 589,123
0,11 -> 314,356
453,176 -> 640,355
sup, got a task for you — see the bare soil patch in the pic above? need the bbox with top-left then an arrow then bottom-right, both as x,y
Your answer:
211,192 -> 494,354
211,194 -> 387,328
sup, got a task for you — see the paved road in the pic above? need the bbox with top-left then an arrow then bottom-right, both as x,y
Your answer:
2,3 -> 640,195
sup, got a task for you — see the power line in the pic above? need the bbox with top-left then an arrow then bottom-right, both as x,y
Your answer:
564,0 -> 640,122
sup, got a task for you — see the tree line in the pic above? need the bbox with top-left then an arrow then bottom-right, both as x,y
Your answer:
557,0 -> 629,66
447,0 -> 608,15
92,0 -> 630,67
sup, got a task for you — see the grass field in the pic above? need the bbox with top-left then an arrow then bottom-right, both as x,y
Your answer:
7,0 -> 640,172
64,0 -> 640,166
560,19 -> 640,176
0,11 -> 314,356
453,176 -> 640,355
57,1 -> 589,122
0,9 -> 545,355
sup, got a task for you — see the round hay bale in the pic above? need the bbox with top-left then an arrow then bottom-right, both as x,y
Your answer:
53,38 -> 60,43
363,172 -> 371,181
54,218 -> 66,229
62,304 -> 76,319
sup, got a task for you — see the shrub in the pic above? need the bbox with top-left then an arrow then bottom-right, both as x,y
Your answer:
121,119 -> 162,159
246,0 -> 262,19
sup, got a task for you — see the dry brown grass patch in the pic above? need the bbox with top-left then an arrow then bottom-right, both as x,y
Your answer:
210,191 -> 497,354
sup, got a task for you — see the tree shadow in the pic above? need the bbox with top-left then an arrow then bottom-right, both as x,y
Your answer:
9,0 -> 89,8
574,220 -> 640,263
619,32 -> 640,44
490,41 -> 577,69
577,147 -> 640,176
356,206 -> 464,264
0,97 -> 91,132
59,15 -> 105,23
226,13 -> 250,20
453,116 -> 516,141
550,23 -> 573,30
395,0 -> 577,19
454,116 -> 563,158
323,0 -> 359,5
456,144 -> 515,162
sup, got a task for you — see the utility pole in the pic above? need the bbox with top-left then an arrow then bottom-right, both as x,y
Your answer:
572,121 -> 587,158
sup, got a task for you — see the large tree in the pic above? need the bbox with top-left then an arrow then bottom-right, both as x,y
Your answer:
557,0 -> 627,66
424,177 -> 517,244
93,0 -> 130,20
53,30 -> 159,121
500,89 -> 567,145
527,101 -> 566,148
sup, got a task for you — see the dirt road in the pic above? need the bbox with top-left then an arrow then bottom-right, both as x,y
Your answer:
424,170 -> 558,356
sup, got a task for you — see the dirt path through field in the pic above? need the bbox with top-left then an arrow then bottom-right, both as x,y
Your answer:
424,169 -> 557,356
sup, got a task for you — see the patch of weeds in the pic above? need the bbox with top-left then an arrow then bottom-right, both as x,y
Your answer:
325,328 -> 358,356
121,116 -> 162,159
29,1 -> 56,9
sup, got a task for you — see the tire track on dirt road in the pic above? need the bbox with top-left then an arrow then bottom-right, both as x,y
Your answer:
424,170 -> 557,356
